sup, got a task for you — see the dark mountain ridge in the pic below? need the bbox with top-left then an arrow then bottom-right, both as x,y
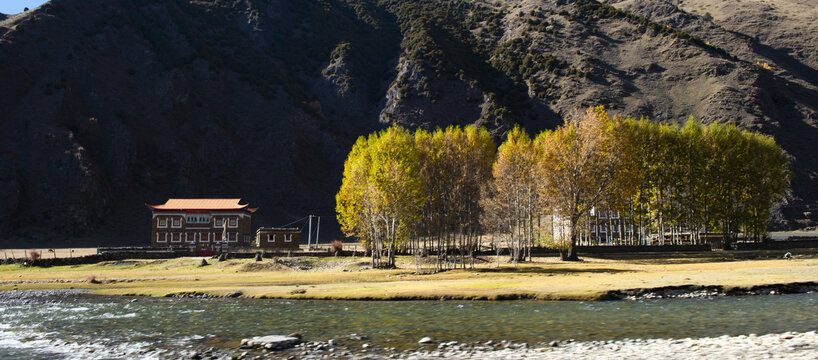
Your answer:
0,0 -> 816,247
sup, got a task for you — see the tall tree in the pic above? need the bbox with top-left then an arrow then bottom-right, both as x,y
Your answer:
537,107 -> 638,260
336,126 -> 425,267
483,126 -> 539,264
417,126 -> 495,271
368,126 -> 425,267
741,131 -> 791,241
336,136 -> 378,254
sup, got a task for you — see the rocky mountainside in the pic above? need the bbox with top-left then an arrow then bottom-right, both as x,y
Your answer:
0,0 -> 816,247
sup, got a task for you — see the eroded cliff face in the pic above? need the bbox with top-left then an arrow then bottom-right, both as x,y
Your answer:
1,0 -> 816,246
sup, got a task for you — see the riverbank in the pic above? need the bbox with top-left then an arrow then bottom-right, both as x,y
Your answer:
1,251 -> 818,301
399,331 -> 818,359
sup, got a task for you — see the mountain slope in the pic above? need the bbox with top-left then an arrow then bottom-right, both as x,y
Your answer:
0,0 -> 816,246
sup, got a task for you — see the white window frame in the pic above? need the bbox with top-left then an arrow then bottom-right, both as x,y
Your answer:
268,234 -> 276,243
200,232 -> 208,243
284,234 -> 293,243
229,232 -> 237,242
599,211 -> 607,219
156,232 -> 167,243
171,233 -> 181,243
214,218 -> 224,227
171,217 -> 182,228
158,218 -> 167,228
228,217 -> 238,228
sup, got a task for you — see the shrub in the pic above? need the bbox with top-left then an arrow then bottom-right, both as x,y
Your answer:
330,240 -> 344,256
27,249 -> 40,263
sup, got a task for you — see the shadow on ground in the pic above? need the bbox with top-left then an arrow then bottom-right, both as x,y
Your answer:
469,266 -> 634,275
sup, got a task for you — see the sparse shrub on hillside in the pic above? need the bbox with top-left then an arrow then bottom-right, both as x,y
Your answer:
575,0 -> 729,57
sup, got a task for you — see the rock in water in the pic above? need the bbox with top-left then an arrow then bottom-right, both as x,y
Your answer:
240,335 -> 301,351
418,337 -> 433,344
287,332 -> 302,340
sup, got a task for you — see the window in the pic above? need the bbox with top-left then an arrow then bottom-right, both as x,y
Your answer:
228,232 -> 237,242
171,233 -> 181,242
186,215 -> 211,225
200,233 -> 208,243
172,217 -> 182,228
284,234 -> 293,242
158,218 -> 167,228
228,217 -> 237,228
268,234 -> 276,242
186,233 -> 195,242
599,211 -> 607,219
611,211 -> 619,219
156,232 -> 167,243
214,218 -> 224,227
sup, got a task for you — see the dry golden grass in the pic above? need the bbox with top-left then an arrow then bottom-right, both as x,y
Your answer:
1,253 -> 817,301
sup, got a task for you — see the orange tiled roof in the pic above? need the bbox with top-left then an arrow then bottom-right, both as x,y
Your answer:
146,198 -> 250,211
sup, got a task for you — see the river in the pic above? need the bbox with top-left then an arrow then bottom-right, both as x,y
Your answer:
1,290 -> 817,359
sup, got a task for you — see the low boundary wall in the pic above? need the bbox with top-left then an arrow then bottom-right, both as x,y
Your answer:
734,239 -> 818,251
1,250 -> 188,266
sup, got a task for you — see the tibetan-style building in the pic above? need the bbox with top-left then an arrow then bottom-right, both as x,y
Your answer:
146,198 -> 257,255
256,227 -> 300,250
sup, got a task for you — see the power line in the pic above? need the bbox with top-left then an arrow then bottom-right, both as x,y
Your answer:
278,216 -> 309,228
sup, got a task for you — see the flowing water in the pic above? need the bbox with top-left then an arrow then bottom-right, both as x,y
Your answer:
1,290 -> 817,359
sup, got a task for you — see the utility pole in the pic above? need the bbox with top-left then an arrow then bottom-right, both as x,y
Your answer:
307,215 -> 313,250
315,216 -> 321,246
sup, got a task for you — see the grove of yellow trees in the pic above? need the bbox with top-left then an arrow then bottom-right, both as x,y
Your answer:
336,107 -> 790,266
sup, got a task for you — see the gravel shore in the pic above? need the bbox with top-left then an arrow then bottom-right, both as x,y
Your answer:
399,331 -> 818,359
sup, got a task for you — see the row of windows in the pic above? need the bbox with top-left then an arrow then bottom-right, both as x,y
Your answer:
265,234 -> 294,243
186,215 -> 211,224
592,210 -> 621,219
155,232 -> 240,243
590,226 -> 634,234
157,217 -> 239,228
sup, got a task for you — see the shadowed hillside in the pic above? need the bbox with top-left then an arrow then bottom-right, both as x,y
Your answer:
0,0 -> 816,247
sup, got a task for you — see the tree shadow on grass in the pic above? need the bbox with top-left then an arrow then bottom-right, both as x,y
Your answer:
470,266 -> 634,275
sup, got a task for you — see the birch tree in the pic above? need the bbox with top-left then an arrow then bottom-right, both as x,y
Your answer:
483,126 -> 538,264
536,107 -> 637,260
336,126 -> 425,268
